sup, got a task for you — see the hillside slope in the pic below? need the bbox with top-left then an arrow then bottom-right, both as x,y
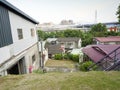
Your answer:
0,71 -> 120,90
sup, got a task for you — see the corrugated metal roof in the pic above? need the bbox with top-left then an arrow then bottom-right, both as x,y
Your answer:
48,44 -> 63,54
57,37 -> 80,42
95,36 -> 120,42
0,0 -> 39,24
82,45 -> 120,62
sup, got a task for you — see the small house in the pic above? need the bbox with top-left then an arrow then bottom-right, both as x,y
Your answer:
0,0 -> 39,75
94,36 -> 120,45
57,37 -> 81,51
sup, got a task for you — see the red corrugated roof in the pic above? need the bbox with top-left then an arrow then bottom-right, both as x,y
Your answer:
95,36 -> 120,42
82,45 -> 120,63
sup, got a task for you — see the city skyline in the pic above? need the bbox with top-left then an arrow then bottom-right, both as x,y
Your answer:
7,0 -> 119,24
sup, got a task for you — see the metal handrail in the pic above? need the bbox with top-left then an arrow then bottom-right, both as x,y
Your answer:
88,46 -> 120,71
104,60 -> 120,71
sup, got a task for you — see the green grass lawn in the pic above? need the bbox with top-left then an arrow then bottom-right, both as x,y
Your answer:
45,59 -> 77,68
0,71 -> 120,90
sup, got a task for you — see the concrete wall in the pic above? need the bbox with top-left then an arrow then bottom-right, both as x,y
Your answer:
39,42 -> 48,66
0,44 -> 13,64
9,11 -> 38,55
43,49 -> 48,65
0,44 -> 40,76
59,40 -> 81,49
0,10 -> 39,75
78,39 -> 82,48
23,43 -> 40,73
0,11 -> 38,64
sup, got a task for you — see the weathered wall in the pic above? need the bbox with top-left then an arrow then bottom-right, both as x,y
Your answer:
0,43 -> 40,76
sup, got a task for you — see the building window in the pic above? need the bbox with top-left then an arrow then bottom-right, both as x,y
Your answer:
31,28 -> 35,37
17,29 -> 23,40
60,42 -> 64,45
67,42 -> 73,46
32,55 -> 36,64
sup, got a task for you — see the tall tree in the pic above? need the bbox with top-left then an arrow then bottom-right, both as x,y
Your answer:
91,23 -> 107,32
37,30 -> 45,40
116,4 -> 120,23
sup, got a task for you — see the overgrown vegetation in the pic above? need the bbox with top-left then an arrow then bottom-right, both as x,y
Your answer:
70,54 -> 79,62
79,61 -> 98,71
54,53 -> 79,62
54,54 -> 63,60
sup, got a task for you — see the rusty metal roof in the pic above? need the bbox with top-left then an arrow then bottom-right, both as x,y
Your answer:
82,45 -> 120,62
94,36 -> 120,43
48,44 -> 63,54
57,37 -> 80,42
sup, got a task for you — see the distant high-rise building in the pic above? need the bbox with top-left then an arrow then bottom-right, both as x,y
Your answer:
60,20 -> 74,25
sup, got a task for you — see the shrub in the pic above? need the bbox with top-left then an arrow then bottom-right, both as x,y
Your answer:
33,69 -> 44,74
67,54 -> 73,60
54,54 -> 63,60
72,54 -> 79,62
63,54 -> 69,59
54,53 -> 79,62
64,54 -> 79,62
79,61 -> 97,71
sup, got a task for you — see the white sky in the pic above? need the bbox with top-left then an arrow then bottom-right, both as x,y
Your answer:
7,0 -> 120,24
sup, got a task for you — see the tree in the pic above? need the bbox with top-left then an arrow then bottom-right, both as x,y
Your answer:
81,32 -> 93,47
37,30 -> 43,40
55,31 -> 64,38
91,23 -> 107,32
116,4 -> 120,23
37,30 -> 45,40
63,29 -> 83,38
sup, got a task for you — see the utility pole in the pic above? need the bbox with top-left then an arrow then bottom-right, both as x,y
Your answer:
40,39 -> 44,68
36,28 -> 41,69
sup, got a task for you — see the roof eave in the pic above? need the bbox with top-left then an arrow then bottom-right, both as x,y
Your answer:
0,0 -> 39,24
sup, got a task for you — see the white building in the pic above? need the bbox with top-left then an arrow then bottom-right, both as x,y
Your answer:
57,37 -> 82,50
0,0 -> 40,76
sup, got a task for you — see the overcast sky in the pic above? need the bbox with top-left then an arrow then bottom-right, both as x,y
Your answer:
7,0 -> 119,24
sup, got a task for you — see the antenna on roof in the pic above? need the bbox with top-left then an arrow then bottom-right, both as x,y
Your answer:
95,10 -> 97,24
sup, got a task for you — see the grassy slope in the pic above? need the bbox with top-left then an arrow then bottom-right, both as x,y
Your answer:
45,60 -> 76,68
0,71 -> 120,90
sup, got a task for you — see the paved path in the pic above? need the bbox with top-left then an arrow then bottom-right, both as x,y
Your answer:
44,59 -> 80,73
44,64 -> 79,73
